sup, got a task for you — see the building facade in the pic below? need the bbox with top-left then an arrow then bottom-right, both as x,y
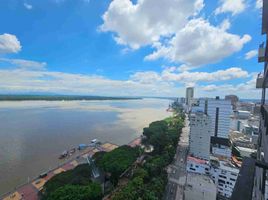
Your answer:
192,97 -> 232,139
189,111 -> 211,160
186,156 -> 239,199
186,87 -> 194,106
210,160 -> 239,199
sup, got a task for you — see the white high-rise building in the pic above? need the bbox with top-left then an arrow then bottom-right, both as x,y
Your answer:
192,97 -> 232,139
189,111 -> 211,160
186,87 -> 194,106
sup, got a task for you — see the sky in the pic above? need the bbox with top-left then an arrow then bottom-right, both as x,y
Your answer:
0,0 -> 265,98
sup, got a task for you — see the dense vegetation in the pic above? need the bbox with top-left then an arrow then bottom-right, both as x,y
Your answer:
0,94 -> 141,101
44,183 -> 102,200
94,145 -> 140,185
112,112 -> 185,200
41,164 -> 102,200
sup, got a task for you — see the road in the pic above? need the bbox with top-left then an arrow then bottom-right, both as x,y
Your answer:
164,116 -> 189,200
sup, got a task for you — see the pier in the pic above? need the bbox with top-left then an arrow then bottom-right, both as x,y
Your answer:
0,141 -> 121,200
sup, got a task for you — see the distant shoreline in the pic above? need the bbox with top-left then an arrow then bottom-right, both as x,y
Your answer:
0,95 -> 142,101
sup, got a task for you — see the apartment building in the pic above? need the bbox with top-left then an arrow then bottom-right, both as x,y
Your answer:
189,111 -> 211,160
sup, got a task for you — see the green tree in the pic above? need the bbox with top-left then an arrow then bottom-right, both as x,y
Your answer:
42,164 -> 92,197
46,183 -> 102,200
95,145 -> 139,185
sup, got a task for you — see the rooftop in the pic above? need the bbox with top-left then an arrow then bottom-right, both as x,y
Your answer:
187,156 -> 209,165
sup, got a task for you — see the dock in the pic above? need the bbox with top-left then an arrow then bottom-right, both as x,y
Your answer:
0,142 -> 120,200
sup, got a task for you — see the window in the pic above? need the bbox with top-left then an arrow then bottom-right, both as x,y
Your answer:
219,175 -> 227,179
219,179 -> 226,184
231,173 -> 237,177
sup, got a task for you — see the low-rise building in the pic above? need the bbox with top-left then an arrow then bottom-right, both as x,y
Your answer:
186,156 -> 210,175
186,155 -> 239,199
184,173 -> 217,200
210,157 -> 239,199
211,137 -> 232,158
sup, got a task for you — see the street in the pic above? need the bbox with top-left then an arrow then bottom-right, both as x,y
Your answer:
164,116 -> 189,200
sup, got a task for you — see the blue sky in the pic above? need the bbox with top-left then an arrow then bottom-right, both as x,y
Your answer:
0,0 -> 264,98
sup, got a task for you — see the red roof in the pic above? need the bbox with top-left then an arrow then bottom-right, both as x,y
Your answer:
187,156 -> 208,165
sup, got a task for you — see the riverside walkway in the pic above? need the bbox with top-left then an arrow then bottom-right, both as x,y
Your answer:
0,142 -> 119,200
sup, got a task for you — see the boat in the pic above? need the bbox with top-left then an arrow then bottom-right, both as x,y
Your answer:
91,139 -> 99,144
70,148 -> 76,154
59,150 -> 68,159
39,172 -> 47,178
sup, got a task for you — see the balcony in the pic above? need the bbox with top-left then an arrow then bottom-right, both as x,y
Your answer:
259,44 -> 265,63
256,73 -> 268,88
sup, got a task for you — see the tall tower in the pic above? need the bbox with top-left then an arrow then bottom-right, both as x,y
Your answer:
186,87 -> 194,106
192,97 -> 232,139
189,111 -> 211,160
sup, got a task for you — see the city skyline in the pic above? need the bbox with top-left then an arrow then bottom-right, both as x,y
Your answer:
0,0 -> 264,98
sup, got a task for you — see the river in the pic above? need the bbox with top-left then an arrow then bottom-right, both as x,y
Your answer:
0,98 -> 171,194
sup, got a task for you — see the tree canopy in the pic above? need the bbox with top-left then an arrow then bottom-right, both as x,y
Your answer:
112,113 -> 184,200
41,164 -> 102,200
94,145 -> 140,184
45,183 -> 102,200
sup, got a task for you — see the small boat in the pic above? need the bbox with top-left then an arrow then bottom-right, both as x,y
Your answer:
70,148 -> 76,154
91,139 -> 99,144
39,172 -> 47,178
59,150 -> 68,159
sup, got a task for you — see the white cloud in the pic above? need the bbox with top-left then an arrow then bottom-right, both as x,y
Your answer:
215,0 -> 246,15
24,3 -> 33,10
0,64 -> 258,98
145,18 -> 251,66
0,58 -> 47,70
220,19 -> 231,31
245,50 -> 258,60
0,33 -> 21,54
0,68 -> 176,96
256,0 -> 263,9
161,67 -> 249,82
200,74 -> 260,98
101,1 -> 250,67
130,67 -> 249,85
100,0 -> 204,49
130,71 -> 162,84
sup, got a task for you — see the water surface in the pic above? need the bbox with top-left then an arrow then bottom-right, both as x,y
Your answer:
0,98 -> 171,194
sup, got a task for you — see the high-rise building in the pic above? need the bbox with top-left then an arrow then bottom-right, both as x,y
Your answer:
186,87 -> 194,106
189,111 -> 211,160
225,95 -> 239,110
192,97 -> 232,139
231,1 -> 268,200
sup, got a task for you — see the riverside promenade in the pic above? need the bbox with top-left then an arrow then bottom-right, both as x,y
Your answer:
1,138 -> 141,200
